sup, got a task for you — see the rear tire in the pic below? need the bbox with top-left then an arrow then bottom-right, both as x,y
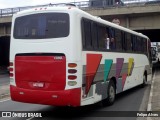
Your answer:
141,73 -> 147,87
102,80 -> 116,106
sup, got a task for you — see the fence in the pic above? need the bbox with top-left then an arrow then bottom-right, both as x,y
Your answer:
0,0 -> 160,17
0,0 -> 122,17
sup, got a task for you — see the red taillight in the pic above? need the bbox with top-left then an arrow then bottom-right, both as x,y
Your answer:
9,62 -> 14,77
68,63 -> 77,81
68,75 -> 77,80
10,62 -> 13,66
68,69 -> 77,74
10,73 -> 14,77
68,63 -> 77,68
9,68 -> 13,72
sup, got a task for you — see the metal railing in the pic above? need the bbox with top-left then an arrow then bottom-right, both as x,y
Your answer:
0,1 -> 123,17
0,0 -> 160,17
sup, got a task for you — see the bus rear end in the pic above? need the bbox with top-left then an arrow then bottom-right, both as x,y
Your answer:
10,8 -> 81,107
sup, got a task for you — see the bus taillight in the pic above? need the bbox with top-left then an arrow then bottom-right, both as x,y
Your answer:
68,69 -> 77,74
68,75 -> 77,80
9,62 -> 14,77
68,63 -> 77,68
10,73 -> 14,77
68,63 -> 77,81
9,68 -> 13,72
10,62 -> 13,66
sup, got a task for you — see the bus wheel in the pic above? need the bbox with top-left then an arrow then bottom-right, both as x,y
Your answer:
142,73 -> 147,87
102,80 -> 116,106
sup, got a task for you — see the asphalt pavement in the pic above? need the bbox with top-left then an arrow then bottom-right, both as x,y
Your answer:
1,64 -> 160,119
147,63 -> 160,120
0,75 -> 151,120
0,74 -> 9,100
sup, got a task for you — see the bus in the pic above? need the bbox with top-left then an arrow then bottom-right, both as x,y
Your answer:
151,45 -> 160,64
10,6 -> 152,107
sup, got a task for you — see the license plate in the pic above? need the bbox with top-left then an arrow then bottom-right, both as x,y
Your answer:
32,82 -> 44,88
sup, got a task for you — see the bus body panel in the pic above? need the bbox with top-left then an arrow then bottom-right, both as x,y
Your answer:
15,55 -> 66,91
10,6 -> 152,107
81,51 -> 152,104
10,85 -> 81,106
10,8 -> 83,106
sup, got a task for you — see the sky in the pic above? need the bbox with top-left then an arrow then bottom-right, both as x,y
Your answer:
0,0 -> 156,9
0,0 -> 88,9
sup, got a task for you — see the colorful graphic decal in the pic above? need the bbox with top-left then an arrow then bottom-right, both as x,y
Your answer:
85,54 -> 102,95
85,55 -> 134,95
103,57 -> 134,91
128,58 -> 134,75
122,73 -> 127,90
116,58 -> 124,79
104,59 -> 113,82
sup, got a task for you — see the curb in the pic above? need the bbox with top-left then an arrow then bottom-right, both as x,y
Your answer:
146,71 -> 156,120
147,71 -> 155,111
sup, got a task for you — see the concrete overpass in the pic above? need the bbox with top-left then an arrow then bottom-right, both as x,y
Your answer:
85,4 -> 160,42
0,3 -> 160,41
0,2 -> 160,68
0,17 -> 11,36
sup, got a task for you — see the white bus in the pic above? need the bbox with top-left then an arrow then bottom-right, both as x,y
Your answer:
151,45 -> 160,64
10,6 -> 152,107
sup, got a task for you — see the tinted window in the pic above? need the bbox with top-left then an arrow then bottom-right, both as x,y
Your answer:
115,29 -> 122,50
126,33 -> 132,51
81,18 -> 148,54
14,13 -> 69,39
91,22 -> 98,49
121,32 -> 126,51
84,20 -> 92,49
98,25 -> 106,49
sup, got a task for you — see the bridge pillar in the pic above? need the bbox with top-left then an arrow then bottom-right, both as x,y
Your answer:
0,23 -> 11,36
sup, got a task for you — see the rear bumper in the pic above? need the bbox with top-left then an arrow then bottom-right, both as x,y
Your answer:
10,85 -> 81,107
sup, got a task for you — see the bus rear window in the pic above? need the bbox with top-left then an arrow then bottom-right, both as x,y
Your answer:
13,13 -> 69,39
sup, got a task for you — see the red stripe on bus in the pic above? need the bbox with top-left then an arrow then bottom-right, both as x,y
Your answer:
85,54 -> 102,95
10,85 -> 81,107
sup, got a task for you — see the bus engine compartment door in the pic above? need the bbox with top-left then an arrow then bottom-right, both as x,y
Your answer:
15,53 -> 66,91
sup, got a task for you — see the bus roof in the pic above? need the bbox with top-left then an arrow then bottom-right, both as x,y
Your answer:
14,6 -> 149,40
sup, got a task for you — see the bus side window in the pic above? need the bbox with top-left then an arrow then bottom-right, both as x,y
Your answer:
91,22 -> 98,49
110,38 -> 116,50
84,20 -> 92,49
126,33 -> 132,52
82,19 -> 92,49
109,27 -> 116,50
98,25 -> 106,49
121,32 -> 127,51
143,38 -> 147,53
131,35 -> 134,51
104,32 -> 110,50
132,35 -> 137,52
104,27 -> 111,50
115,29 -> 122,51
81,19 -> 85,48
137,37 -> 141,52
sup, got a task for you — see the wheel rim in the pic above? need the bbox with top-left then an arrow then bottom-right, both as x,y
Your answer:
109,86 -> 115,102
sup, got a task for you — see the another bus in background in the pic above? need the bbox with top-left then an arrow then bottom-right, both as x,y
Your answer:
151,45 -> 160,64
